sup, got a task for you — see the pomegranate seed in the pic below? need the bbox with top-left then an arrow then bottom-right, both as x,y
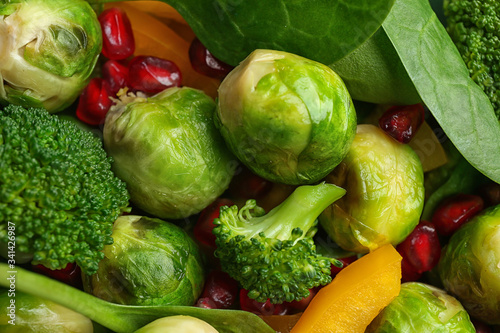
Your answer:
128,55 -> 182,94
198,270 -> 239,309
196,297 -> 217,309
286,288 -> 318,312
228,167 -> 273,200
400,255 -> 422,282
32,263 -> 83,289
102,59 -> 129,95
330,255 -> 357,276
189,38 -> 234,80
239,289 -> 289,316
98,8 -> 135,60
194,198 -> 235,249
76,78 -> 113,126
479,182 -> 500,208
396,221 -> 441,274
431,194 -> 484,236
379,104 -> 425,143
472,319 -> 493,333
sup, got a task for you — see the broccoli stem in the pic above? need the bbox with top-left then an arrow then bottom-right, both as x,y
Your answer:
0,263 -> 274,333
246,182 -> 346,240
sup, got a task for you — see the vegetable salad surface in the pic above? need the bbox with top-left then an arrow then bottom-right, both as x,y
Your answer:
1,0 -> 500,332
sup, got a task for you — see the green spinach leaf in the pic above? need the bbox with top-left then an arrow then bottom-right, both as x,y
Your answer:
88,0 -> 396,66
0,263 -> 274,333
382,0 -> 500,183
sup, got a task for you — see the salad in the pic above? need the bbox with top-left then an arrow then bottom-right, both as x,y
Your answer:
1,0 -> 500,332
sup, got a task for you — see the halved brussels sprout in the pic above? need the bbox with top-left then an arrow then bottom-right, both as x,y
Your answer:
437,204 -> 500,325
215,49 -> 357,185
0,290 -> 93,333
0,0 -> 102,112
367,282 -> 475,332
319,124 -> 425,253
103,87 -> 235,219
83,215 -> 205,307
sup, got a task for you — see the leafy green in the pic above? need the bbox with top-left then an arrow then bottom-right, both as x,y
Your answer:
86,0 -> 396,66
0,263 -> 275,333
381,0 -> 500,182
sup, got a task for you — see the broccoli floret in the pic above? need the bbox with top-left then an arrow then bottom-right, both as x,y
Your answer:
0,105 -> 130,274
444,0 -> 500,118
213,183 -> 345,304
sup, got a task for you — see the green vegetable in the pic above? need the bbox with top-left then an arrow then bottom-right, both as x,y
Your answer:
213,182 -> 345,304
329,28 -> 421,105
0,105 -> 129,274
89,0 -> 395,68
0,0 -> 102,113
437,204 -> 500,325
103,87 -> 234,220
444,0 -> 500,119
134,316 -> 218,333
0,290 -> 94,333
422,141 -> 489,220
215,49 -> 357,185
380,0 -> 500,183
89,0 -> 500,184
83,215 -> 205,307
0,263 -> 275,333
366,282 -> 475,332
319,124 -> 425,253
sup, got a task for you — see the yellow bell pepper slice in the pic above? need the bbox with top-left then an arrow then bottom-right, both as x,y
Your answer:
291,244 -> 402,333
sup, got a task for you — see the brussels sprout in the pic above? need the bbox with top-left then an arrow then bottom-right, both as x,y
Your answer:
366,282 -> 475,332
83,215 -> 205,307
437,204 -> 500,325
0,0 -> 102,112
0,290 -> 93,333
103,87 -> 235,219
134,316 -> 218,333
215,49 -> 357,185
319,124 -> 425,253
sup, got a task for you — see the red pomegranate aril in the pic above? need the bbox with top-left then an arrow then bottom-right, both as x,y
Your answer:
330,255 -> 357,276
396,221 -> 441,274
479,182 -> 500,207
239,289 -> 289,316
431,194 -> 484,236
472,319 -> 493,333
32,263 -> 83,289
379,104 -> 425,143
199,270 -> 239,309
76,78 -> 113,126
189,38 -> 234,80
99,7 -> 135,60
286,288 -> 318,312
400,255 -> 422,282
194,198 -> 235,249
102,59 -> 129,95
128,55 -> 182,94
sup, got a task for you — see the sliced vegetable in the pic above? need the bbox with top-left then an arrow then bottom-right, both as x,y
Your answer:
290,244 -> 402,333
0,263 -> 275,333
